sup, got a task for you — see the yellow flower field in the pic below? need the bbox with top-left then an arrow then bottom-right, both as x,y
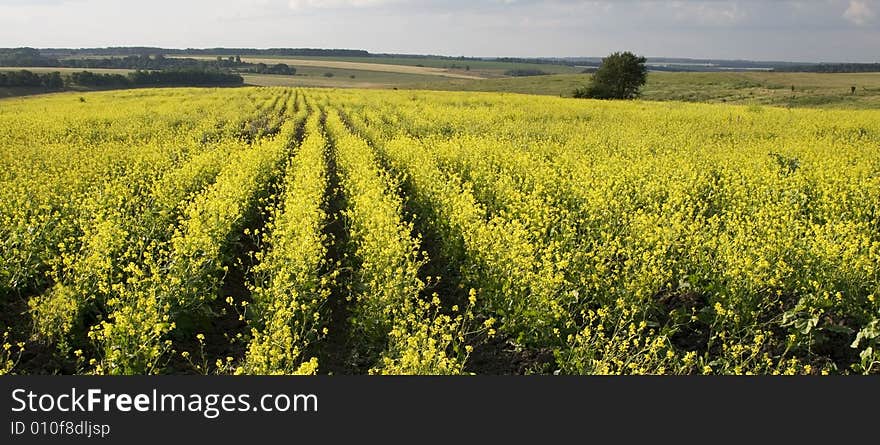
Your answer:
1,87 -> 878,375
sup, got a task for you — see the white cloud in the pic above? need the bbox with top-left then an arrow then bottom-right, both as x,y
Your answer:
843,0 -> 877,25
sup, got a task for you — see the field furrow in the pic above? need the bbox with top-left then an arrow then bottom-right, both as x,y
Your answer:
93,103 -> 296,374
325,108 -> 469,374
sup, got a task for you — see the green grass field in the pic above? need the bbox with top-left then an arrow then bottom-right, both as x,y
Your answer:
0,86 -> 49,99
410,71 -> 880,108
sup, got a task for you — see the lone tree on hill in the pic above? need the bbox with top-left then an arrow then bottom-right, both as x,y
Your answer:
574,51 -> 648,99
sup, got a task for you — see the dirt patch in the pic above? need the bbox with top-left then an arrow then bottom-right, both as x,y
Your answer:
466,335 -> 556,375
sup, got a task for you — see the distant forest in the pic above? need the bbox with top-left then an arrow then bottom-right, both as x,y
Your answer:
0,49 -> 295,75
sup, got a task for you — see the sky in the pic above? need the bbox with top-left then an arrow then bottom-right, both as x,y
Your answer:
0,0 -> 878,62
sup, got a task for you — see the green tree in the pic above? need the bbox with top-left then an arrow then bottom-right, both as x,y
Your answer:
42,72 -> 64,90
574,51 -> 647,99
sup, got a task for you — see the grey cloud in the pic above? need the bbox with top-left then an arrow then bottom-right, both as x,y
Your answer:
0,0 -> 876,62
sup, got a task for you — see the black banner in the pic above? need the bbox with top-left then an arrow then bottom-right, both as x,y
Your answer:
1,377 -> 876,443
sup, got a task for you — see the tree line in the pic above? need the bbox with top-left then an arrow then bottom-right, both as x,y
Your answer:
0,70 -> 64,89
0,69 -> 243,90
